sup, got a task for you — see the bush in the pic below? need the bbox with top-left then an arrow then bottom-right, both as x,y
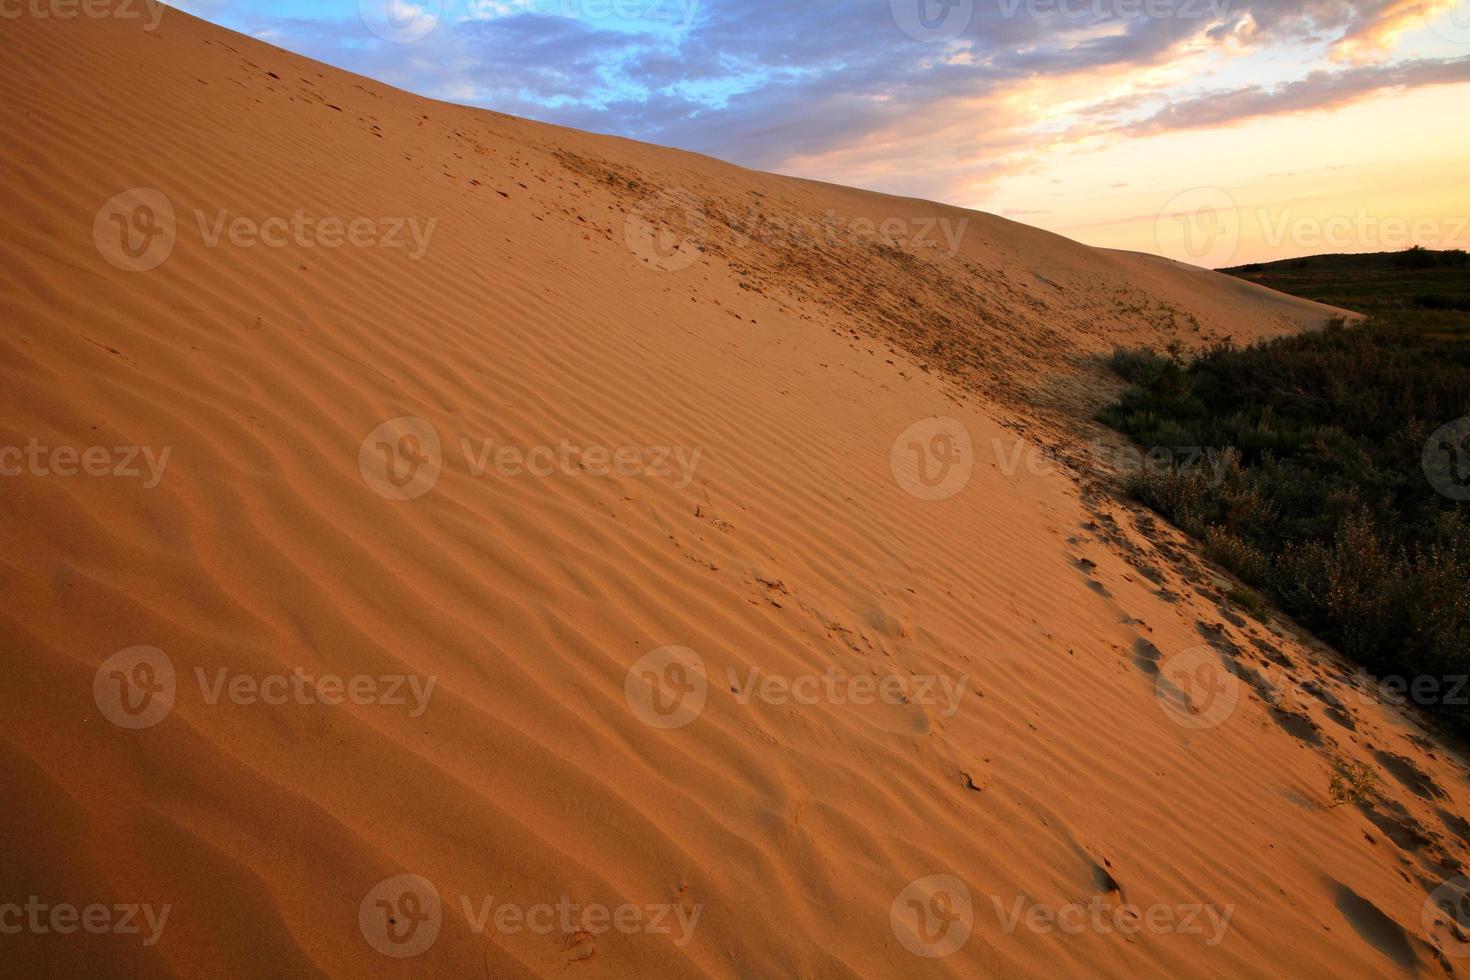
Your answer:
1415,294 -> 1470,312
1108,345 -> 1169,384
1328,761 -> 1379,808
1103,314 -> 1470,735
1394,245 -> 1438,270
1205,528 -> 1271,585
1227,586 -> 1269,622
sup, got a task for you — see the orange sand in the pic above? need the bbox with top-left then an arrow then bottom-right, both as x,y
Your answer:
1,7 -> 1466,978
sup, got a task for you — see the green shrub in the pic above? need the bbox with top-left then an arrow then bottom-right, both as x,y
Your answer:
1108,345 -> 1169,384
1328,761 -> 1379,808
1103,317 -> 1470,735
1394,245 -> 1438,270
1205,528 -> 1271,585
1227,586 -> 1269,622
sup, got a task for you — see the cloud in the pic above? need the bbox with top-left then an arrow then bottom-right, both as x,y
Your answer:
1121,54 -> 1470,134
176,0 -> 1470,205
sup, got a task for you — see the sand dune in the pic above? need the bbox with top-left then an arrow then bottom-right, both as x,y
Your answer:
1,7 -> 1466,978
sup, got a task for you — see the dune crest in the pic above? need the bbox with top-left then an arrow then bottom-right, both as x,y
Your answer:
1,8 -> 1464,978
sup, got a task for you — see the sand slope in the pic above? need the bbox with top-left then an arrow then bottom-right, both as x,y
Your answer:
0,7 -> 1464,978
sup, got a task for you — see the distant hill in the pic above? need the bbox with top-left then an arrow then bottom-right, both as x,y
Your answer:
1221,247 -> 1470,313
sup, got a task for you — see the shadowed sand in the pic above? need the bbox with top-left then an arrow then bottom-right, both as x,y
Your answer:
1,7 -> 1466,978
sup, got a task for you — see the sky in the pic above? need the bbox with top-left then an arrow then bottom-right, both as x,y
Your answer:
175,0 -> 1470,266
